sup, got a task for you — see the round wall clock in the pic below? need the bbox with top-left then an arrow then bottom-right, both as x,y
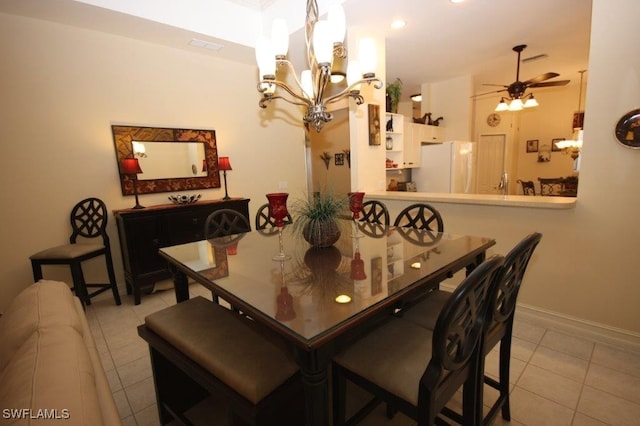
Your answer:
614,108 -> 640,149
487,113 -> 501,127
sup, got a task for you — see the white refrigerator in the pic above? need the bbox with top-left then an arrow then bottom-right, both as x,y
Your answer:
413,141 -> 476,193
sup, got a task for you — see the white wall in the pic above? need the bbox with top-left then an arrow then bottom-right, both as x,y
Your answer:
366,0 -> 640,335
0,12 -> 306,310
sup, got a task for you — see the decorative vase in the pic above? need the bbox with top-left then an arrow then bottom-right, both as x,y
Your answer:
302,220 -> 341,248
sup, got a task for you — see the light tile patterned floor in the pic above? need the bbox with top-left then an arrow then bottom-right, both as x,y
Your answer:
86,283 -> 640,426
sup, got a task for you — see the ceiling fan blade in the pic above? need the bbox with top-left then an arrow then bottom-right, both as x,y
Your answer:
529,80 -> 570,88
482,83 -> 508,87
471,88 -> 508,98
524,72 -> 560,84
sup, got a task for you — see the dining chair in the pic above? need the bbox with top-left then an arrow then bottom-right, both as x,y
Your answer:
254,203 -> 293,234
204,209 -> 250,307
393,203 -> 444,246
401,232 -> 543,424
29,197 -> 121,306
204,208 -> 251,240
332,254 -> 505,426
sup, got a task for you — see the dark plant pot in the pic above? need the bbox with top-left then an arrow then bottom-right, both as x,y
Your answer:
302,220 -> 341,248
304,246 -> 342,272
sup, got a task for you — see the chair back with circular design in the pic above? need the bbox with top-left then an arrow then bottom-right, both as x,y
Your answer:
359,200 -> 390,225
205,209 -> 251,239
393,203 -> 444,246
393,203 -> 444,232
70,198 -> 109,244
481,232 -> 542,424
420,254 -> 505,424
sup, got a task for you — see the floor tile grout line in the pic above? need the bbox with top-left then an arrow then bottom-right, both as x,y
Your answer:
569,340 -> 597,425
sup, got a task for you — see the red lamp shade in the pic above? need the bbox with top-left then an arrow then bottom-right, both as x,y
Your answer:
218,157 -> 232,171
121,158 -> 143,174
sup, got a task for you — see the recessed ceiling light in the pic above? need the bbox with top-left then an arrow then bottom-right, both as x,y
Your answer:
450,0 -> 465,3
391,19 -> 406,29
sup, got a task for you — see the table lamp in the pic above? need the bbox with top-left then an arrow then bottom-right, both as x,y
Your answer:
121,158 -> 144,209
218,157 -> 232,200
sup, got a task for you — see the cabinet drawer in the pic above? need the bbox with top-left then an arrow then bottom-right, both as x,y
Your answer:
164,210 -> 209,245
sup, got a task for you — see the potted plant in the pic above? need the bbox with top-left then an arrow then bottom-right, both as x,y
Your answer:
386,77 -> 403,113
292,192 -> 348,248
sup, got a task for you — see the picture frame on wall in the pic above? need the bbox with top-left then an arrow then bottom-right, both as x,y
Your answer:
526,139 -> 539,153
334,153 -> 345,166
552,138 -> 564,152
368,104 -> 381,146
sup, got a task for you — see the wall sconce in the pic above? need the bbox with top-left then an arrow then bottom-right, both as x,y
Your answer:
132,141 -> 147,158
218,157 -> 232,200
121,158 -> 144,209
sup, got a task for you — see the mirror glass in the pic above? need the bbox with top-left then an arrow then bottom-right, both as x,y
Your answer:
133,141 -> 207,180
112,125 -> 220,195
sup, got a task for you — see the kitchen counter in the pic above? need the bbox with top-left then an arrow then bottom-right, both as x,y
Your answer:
368,191 -> 576,210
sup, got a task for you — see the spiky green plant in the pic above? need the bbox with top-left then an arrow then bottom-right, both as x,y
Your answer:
386,77 -> 403,113
292,191 -> 348,247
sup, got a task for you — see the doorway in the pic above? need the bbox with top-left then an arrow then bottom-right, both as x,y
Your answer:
476,134 -> 506,194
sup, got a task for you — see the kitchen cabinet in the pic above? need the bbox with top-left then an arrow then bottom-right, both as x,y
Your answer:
402,122 -> 423,168
114,198 -> 251,304
421,124 -> 446,143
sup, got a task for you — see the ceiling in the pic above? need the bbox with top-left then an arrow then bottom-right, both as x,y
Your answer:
0,0 -> 592,102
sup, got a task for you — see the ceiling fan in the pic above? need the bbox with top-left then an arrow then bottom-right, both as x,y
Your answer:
478,44 -> 570,110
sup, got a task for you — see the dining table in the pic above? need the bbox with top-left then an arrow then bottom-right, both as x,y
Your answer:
159,220 -> 495,426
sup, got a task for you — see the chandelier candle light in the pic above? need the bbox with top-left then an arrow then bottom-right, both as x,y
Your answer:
255,0 -> 382,132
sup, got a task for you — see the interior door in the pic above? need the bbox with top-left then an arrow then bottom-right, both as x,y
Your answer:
476,134 -> 506,194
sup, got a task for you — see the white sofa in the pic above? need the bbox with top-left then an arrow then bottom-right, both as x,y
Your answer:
0,281 -> 121,425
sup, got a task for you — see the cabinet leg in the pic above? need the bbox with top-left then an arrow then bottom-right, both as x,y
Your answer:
134,285 -> 142,305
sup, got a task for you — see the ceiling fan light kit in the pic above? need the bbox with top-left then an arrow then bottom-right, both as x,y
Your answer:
487,44 -> 570,112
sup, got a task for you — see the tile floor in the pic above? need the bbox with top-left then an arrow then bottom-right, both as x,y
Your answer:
86,283 -> 640,426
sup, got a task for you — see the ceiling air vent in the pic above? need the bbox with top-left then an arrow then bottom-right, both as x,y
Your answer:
189,39 -> 224,51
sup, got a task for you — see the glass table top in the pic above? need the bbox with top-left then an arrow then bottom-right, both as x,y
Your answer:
159,222 -> 494,347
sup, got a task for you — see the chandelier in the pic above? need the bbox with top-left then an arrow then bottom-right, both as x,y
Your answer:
255,0 -> 382,132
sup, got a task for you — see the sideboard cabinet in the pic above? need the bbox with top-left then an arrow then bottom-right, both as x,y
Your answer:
114,198 -> 250,304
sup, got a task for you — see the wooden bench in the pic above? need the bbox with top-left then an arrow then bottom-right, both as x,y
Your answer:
138,296 -> 304,425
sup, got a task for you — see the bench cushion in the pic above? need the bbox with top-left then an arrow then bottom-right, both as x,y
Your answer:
144,296 -> 298,404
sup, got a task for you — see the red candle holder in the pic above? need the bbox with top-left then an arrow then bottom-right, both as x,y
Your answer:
266,193 -> 291,261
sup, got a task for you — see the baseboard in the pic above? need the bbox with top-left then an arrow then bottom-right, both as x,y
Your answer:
439,281 -> 640,353
515,303 -> 640,353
